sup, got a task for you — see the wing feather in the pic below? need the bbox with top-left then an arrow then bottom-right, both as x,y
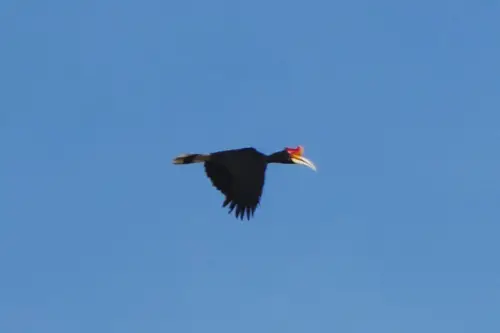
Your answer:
203,148 -> 266,220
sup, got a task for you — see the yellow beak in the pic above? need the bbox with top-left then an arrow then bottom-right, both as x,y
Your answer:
291,155 -> 317,171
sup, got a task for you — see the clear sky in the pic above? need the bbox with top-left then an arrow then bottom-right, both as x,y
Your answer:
1,0 -> 499,332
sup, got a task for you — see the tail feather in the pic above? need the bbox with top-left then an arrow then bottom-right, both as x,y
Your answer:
172,153 -> 208,164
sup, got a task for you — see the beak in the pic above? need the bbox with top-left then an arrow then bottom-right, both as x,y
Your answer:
291,155 -> 317,171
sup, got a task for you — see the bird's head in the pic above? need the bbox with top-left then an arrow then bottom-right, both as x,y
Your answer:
283,145 -> 317,171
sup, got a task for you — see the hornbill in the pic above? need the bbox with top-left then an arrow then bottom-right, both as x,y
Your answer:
172,146 -> 316,220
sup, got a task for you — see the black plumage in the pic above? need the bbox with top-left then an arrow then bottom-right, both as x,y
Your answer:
173,146 -> 316,220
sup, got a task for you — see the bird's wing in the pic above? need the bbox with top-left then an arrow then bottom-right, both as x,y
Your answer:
204,149 -> 266,220
227,162 -> 266,219
204,161 -> 233,199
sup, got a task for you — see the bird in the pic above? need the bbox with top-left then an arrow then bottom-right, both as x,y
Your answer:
172,145 -> 316,220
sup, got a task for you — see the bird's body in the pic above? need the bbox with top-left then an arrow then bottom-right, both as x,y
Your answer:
173,146 -> 316,220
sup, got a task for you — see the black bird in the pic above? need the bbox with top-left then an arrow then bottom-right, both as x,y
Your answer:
172,146 -> 317,220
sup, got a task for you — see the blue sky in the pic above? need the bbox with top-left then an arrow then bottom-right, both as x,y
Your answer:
1,0 -> 499,332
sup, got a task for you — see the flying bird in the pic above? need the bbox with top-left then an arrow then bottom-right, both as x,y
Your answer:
172,146 -> 316,220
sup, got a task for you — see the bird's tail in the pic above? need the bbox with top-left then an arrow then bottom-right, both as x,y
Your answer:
172,153 -> 209,164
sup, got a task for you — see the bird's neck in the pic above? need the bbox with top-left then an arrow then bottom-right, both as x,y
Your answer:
266,151 -> 287,164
